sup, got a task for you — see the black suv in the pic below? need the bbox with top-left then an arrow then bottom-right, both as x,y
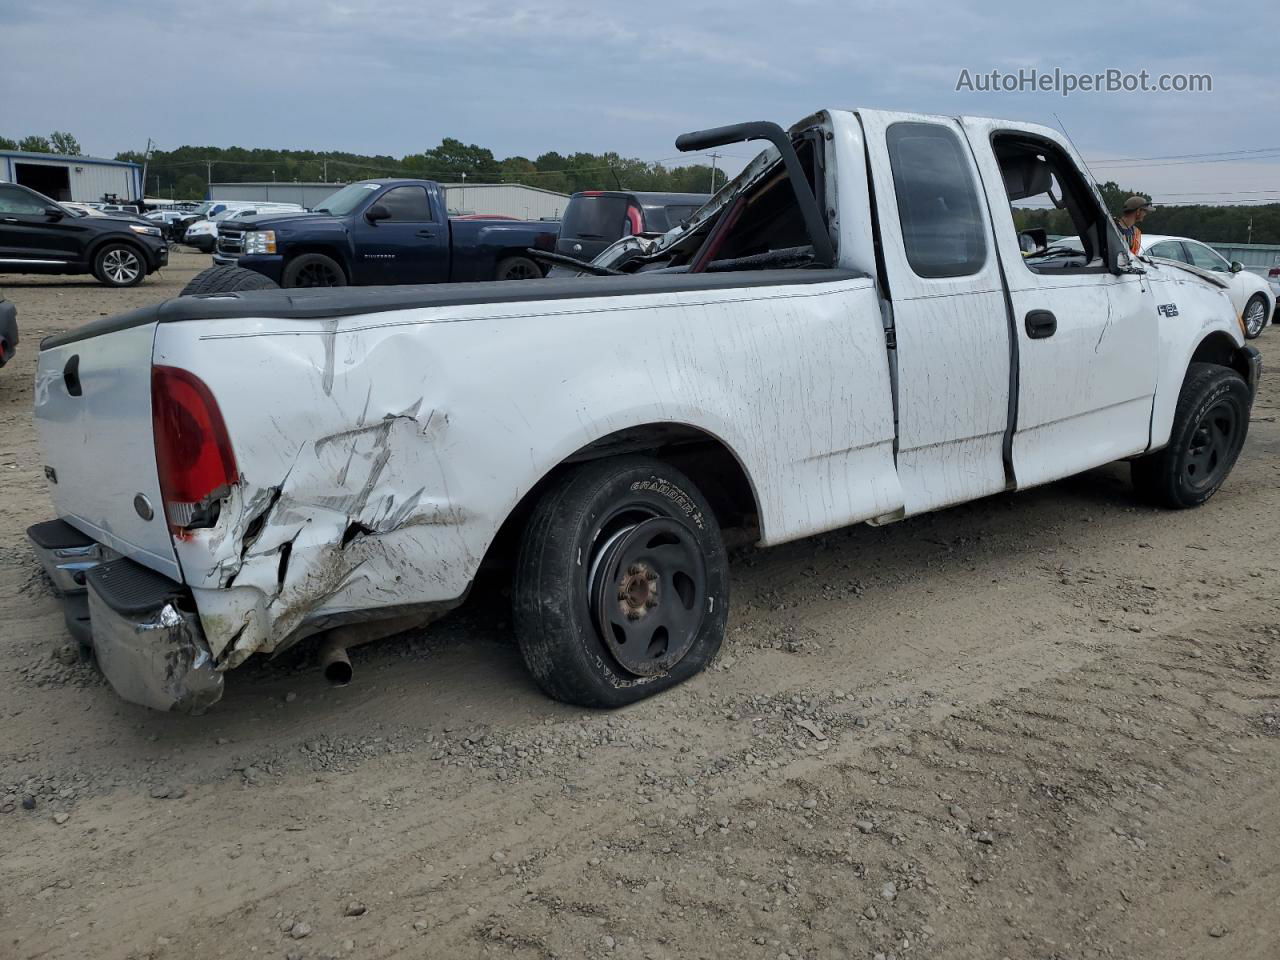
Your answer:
0,182 -> 168,287
556,190 -> 709,263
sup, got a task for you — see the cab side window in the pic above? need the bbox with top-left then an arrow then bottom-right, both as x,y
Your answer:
379,186 -> 433,221
994,135 -> 1114,274
886,122 -> 987,278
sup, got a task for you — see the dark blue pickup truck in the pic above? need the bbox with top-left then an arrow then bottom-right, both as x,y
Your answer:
207,179 -> 558,287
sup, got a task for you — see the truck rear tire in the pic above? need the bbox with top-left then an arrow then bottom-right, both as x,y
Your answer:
282,253 -> 346,288
181,265 -> 280,296
1131,362 -> 1250,508
494,255 -> 542,281
512,456 -> 728,707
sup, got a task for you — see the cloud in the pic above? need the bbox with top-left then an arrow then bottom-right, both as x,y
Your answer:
1,0 -> 1275,196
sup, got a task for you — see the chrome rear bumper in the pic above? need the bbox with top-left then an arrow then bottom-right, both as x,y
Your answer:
28,520 -> 224,714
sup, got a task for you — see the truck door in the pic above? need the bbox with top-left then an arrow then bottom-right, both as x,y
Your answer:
859,112 -> 1013,516
354,185 -> 449,284
960,119 -> 1158,489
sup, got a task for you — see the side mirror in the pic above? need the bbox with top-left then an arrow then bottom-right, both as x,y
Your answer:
45,206 -> 64,221
1017,228 -> 1047,254
365,203 -> 390,224
1230,260 -> 1245,274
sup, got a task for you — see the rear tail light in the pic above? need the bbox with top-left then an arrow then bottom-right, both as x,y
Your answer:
1269,267 -> 1280,278
152,365 -> 238,536
625,205 -> 643,236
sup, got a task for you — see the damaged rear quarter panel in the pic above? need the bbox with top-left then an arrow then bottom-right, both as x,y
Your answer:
154,278 -> 901,666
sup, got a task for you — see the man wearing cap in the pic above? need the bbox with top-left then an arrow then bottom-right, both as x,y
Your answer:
1115,196 -> 1152,255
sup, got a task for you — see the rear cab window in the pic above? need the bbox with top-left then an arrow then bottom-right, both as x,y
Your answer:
561,195 -> 630,242
885,122 -> 988,278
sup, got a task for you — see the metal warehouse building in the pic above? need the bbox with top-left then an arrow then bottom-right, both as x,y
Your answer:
0,150 -> 142,203
209,181 -> 568,219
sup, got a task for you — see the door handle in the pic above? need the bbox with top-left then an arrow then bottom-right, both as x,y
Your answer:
1,218 -> 17,224
1025,309 -> 1057,339
416,229 -> 435,238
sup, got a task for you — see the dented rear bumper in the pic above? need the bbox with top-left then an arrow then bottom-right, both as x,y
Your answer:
28,520 -> 224,714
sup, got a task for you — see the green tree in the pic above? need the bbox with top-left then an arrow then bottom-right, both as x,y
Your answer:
176,173 -> 206,200
18,134 -> 52,153
0,135 -> 16,150
49,131 -> 82,155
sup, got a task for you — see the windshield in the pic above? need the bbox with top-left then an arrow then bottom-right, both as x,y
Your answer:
313,182 -> 381,215
193,201 -> 216,216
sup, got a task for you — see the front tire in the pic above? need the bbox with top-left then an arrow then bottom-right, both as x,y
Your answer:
1131,362 -> 1250,508
513,456 -> 728,707
282,253 -> 347,288
1242,294 -> 1268,339
92,243 -> 146,287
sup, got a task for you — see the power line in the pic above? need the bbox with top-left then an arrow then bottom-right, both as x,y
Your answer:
1086,145 -> 1280,164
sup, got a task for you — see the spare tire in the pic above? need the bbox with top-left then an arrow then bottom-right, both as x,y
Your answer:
181,265 -> 280,296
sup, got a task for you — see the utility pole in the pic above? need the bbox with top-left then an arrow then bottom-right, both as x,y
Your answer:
206,159 -> 213,186
139,137 -> 154,202
322,158 -> 328,182
708,152 -> 721,193
1248,216 -> 1253,244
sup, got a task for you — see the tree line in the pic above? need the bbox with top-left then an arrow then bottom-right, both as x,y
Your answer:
4,129 -> 1278,243
1013,181 -> 1280,246
109,137 -> 727,205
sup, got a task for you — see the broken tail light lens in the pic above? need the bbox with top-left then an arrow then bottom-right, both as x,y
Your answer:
152,365 -> 238,535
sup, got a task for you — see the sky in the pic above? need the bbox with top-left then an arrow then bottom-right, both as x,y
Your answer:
2,0 -> 1278,203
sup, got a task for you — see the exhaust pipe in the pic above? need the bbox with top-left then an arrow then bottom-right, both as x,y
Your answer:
314,614 -> 428,686
318,636 -> 353,686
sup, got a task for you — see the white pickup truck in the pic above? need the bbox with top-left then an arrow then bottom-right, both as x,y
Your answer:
29,108 -> 1260,714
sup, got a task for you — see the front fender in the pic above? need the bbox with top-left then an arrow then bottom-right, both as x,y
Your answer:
1147,262 -> 1248,450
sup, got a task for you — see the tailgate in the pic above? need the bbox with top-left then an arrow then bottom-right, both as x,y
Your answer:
35,320 -> 180,580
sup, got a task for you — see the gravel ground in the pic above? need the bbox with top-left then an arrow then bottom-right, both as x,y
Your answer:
1,250 -> 1278,960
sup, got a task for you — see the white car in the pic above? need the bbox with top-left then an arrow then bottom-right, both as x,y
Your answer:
26,108 -> 1260,714
184,203 -> 304,251
1142,234 -> 1274,339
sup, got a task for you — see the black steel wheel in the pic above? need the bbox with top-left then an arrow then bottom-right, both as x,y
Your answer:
513,456 -> 728,707
1242,294 -> 1268,339
495,255 -> 542,281
92,244 -> 145,287
1131,362 -> 1251,508
588,515 -> 708,677
282,253 -> 347,288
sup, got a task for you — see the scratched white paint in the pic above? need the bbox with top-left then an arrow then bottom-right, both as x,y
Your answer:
154,274 -> 902,664
32,107 -> 1249,672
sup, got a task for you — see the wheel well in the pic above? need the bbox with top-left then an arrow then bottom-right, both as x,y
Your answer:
1190,331 -> 1251,382
496,249 -> 547,275
284,246 -> 350,280
86,234 -> 148,268
480,423 -> 760,570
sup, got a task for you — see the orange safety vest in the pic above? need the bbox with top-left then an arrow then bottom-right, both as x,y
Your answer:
1116,218 -> 1142,255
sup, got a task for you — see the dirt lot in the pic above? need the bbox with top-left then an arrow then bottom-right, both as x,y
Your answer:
1,250 -> 1278,960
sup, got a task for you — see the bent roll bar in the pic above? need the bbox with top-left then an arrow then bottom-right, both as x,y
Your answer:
675,121 -> 835,268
